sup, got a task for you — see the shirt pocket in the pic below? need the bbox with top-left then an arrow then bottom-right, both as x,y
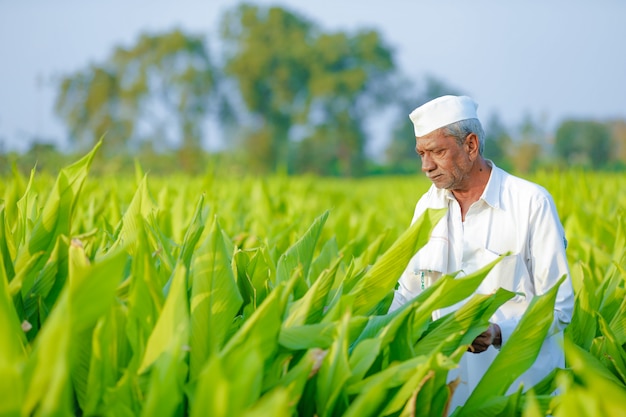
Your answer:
477,248 -> 533,302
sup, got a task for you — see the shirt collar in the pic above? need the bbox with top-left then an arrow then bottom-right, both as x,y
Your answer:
480,160 -> 501,209
440,160 -> 502,209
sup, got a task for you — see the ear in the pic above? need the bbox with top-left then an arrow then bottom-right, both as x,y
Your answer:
465,133 -> 480,160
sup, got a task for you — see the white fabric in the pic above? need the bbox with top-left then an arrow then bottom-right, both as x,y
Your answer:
389,163 -> 574,411
409,95 -> 479,137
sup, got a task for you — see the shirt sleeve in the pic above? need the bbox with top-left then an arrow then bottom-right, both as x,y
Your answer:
496,192 -> 574,347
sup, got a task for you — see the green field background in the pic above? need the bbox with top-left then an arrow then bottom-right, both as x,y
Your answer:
1,147 -> 625,416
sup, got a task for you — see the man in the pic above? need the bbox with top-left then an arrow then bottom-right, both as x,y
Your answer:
389,95 -> 574,410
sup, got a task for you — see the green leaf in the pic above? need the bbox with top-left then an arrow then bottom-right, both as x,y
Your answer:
283,256 -> 342,328
191,347 -> 264,417
178,193 -> 208,269
565,262 -> 598,350
109,174 -> 158,256
593,313 -> 626,384
16,142 -> 100,283
348,208 -> 446,316
241,388 -> 292,417
188,217 -> 243,380
83,306 -> 131,415
316,310 -> 352,417
276,210 -> 329,285
140,335 -> 188,417
68,241 -> 128,409
280,322 -> 336,350
554,338 -> 626,417
0,246 -> 27,416
459,275 -> 567,415
138,262 -> 190,374
414,288 -> 514,357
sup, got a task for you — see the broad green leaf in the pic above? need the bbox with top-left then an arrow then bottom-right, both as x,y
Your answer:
30,236 -> 70,327
565,262 -> 598,350
316,310 -> 352,417
349,256 -> 502,364
109,174 -> 158,256
124,221 -> 165,372
233,245 -> 276,314
15,142 -> 100,291
0,207 -> 16,281
608,295 -> 626,344
68,241 -> 128,409
348,207 -> 446,316
276,210 -> 329,285
459,275 -> 567,416
280,322 -> 336,350
347,338 -> 382,384
138,262 -> 189,374
188,217 -> 243,380
280,317 -> 368,351
241,388 -> 292,417
521,390 -> 547,417
283,256 -> 342,327
178,193 -> 208,269
352,229 -> 390,273
84,306 -> 131,415
144,211 -> 177,284
0,248 -> 27,416
554,338 -> 626,417
380,354 -> 457,416
309,236 -> 340,285
22,293 -> 73,417
220,278 -> 290,362
191,347 -> 263,417
140,335 -> 188,417
14,166 -> 37,256
414,288 -> 514,357
592,313 -> 626,383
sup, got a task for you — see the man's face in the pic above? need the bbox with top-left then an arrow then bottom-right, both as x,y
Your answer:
415,130 -> 473,191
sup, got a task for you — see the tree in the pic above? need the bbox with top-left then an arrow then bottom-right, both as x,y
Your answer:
302,29 -> 395,176
220,4 -> 314,173
220,3 -> 396,176
554,120 -> 612,169
55,29 -> 216,157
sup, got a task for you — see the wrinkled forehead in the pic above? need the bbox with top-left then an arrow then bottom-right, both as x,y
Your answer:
415,129 -> 456,149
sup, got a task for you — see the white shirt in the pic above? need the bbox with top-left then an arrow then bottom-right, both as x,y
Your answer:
390,162 -> 574,409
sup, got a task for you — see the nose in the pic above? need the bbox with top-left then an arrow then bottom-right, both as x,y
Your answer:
421,153 -> 436,172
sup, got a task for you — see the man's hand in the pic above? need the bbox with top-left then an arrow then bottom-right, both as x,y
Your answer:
468,323 -> 502,353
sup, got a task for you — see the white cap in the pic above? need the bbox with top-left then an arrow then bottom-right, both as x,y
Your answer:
409,95 -> 479,137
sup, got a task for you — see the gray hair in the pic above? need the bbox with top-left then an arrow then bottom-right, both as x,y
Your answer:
442,118 -> 485,155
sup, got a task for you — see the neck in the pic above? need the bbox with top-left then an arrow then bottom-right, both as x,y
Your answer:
451,158 -> 492,219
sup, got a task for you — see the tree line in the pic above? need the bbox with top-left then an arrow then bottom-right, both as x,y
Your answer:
6,3 -> 626,176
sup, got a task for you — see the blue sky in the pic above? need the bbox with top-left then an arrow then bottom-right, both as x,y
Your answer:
1,0 -> 625,154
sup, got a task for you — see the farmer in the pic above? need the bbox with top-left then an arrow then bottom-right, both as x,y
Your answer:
389,95 -> 574,411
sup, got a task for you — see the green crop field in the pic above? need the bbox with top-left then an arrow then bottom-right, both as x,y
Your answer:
1,143 -> 625,416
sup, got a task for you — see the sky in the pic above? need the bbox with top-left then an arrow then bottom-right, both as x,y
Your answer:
1,0 -> 625,155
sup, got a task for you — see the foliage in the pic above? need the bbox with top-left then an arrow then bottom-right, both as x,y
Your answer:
554,119 -> 613,169
1,146 -> 625,415
219,3 -> 396,175
55,29 -> 216,157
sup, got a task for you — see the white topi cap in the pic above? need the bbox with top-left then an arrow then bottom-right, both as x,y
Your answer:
409,95 -> 479,137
